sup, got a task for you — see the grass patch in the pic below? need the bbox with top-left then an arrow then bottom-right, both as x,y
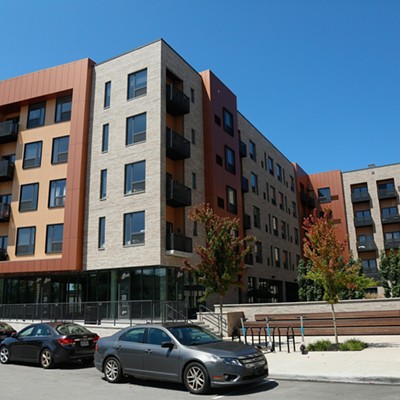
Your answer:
306,338 -> 368,352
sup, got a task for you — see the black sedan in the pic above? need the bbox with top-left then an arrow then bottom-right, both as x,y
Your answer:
0,322 -> 99,368
0,322 -> 17,341
94,323 -> 268,394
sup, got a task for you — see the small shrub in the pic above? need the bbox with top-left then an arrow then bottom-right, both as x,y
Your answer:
306,338 -> 368,352
306,339 -> 334,352
339,339 -> 368,351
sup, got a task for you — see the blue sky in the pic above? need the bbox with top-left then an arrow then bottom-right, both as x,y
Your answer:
1,0 -> 399,174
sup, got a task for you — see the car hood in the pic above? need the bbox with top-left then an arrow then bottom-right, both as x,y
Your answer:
190,340 -> 260,357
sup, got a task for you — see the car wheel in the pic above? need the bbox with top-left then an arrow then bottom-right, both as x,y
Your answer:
104,357 -> 123,383
183,362 -> 210,395
0,346 -> 10,364
40,349 -> 55,369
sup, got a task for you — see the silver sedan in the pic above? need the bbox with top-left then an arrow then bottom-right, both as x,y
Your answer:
94,323 -> 268,394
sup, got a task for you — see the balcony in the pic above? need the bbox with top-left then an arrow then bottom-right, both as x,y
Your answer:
354,215 -> 373,227
241,176 -> 249,193
382,213 -> 400,225
239,141 -> 247,158
357,240 -> 376,252
243,213 -> 251,230
351,191 -> 370,203
300,192 -> 315,209
378,188 -> 397,200
166,176 -> 192,208
0,248 -> 7,261
362,268 -> 380,280
0,160 -> 15,182
0,121 -> 18,143
166,84 -> 190,116
166,128 -> 191,160
0,203 -> 10,222
384,239 -> 400,250
166,233 -> 192,254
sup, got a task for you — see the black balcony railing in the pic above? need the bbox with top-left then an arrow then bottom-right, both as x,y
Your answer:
0,248 -> 7,261
0,203 -> 10,222
239,140 -> 247,158
166,176 -> 192,207
166,233 -> 192,253
381,214 -> 400,224
243,213 -> 251,230
241,176 -> 249,193
351,191 -> 370,203
166,84 -> 190,116
378,188 -> 397,200
166,128 -> 191,160
0,160 -> 14,182
0,121 -> 18,143
385,239 -> 400,250
354,216 -> 373,227
357,240 -> 376,252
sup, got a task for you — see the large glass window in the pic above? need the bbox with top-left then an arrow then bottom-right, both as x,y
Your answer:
127,69 -> 147,99
226,186 -> 237,214
27,102 -> 46,129
19,183 -> 39,211
23,141 -> 42,169
104,81 -> 111,108
124,211 -> 145,246
125,161 -> 145,194
16,227 -> 36,255
225,146 -> 235,174
46,224 -> 63,253
223,108 -> 233,135
55,96 -> 72,122
126,113 -> 146,145
100,170 -> 107,199
52,136 -> 69,164
49,179 -> 66,208
318,187 -> 331,203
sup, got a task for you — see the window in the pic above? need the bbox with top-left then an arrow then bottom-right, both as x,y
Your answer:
226,186 -> 237,214
0,235 -> 8,251
274,247 -> 280,267
125,161 -> 145,194
290,176 -> 295,192
318,187 -> 331,203
271,186 -> 276,205
279,192 -> 284,210
55,96 -> 72,122
19,183 -> 39,211
192,173 -> 197,189
223,108 -> 233,135
251,173 -> 258,194
193,221 -> 198,237
98,217 -> 105,249
120,327 -> 145,343
361,259 -> 378,276
104,81 -> 111,108
49,179 -> 66,208
281,221 -> 287,239
385,231 -> 400,248
216,155 -> 223,166
272,216 -> 278,236
16,227 -> 36,255
283,250 -> 289,269
249,140 -> 256,161
52,136 -> 69,164
147,328 -> 170,345
102,124 -> 109,153
382,207 -> 399,218
27,102 -> 46,129
217,197 -> 224,209
23,141 -> 42,169
253,206 -> 261,229
352,185 -> 368,197
225,146 -> 236,174
190,88 -> 195,103
191,129 -> 196,145
100,169 -> 107,199
255,241 -> 262,263
0,194 -> 11,205
126,113 -> 146,145
294,228 -> 299,244
292,201 -> 297,218
46,224 -> 63,253
268,157 -> 274,175
276,164 -> 282,181
124,211 -> 145,246
127,69 -> 147,99
355,209 -> 371,221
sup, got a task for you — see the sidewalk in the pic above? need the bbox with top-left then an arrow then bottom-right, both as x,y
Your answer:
266,336 -> 400,385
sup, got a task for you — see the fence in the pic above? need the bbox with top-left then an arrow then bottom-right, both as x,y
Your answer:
0,300 -> 188,326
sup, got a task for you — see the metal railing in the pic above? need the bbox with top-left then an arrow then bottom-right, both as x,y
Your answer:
0,300 -> 188,326
199,305 -> 227,336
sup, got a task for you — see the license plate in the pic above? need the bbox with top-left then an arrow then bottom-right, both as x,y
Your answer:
80,340 -> 89,347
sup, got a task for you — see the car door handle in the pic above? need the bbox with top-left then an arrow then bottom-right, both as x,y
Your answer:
145,349 -> 152,354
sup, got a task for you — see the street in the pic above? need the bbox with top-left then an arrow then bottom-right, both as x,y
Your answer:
0,363 -> 398,400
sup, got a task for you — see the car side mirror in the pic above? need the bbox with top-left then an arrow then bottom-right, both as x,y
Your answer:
161,341 -> 174,349
11,332 -> 18,338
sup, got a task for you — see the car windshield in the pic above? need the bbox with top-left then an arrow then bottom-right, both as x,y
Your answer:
168,325 -> 222,346
0,322 -> 12,330
56,323 -> 92,335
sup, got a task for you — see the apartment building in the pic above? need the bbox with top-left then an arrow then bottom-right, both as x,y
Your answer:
0,59 -> 94,304
342,163 -> 400,284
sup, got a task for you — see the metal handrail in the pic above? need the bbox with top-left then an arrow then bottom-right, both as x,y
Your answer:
199,305 -> 227,334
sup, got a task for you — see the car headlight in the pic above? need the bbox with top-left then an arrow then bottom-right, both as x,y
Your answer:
221,357 -> 242,367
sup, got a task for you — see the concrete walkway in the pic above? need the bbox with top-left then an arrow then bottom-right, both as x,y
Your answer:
266,335 -> 400,385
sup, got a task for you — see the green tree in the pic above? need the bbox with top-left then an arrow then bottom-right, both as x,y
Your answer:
303,209 -> 375,344
183,204 -> 255,335
297,259 -> 324,301
379,249 -> 400,298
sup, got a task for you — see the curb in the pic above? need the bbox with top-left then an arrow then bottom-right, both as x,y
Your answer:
269,374 -> 400,385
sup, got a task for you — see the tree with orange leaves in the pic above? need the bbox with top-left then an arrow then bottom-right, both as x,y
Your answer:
303,209 -> 375,344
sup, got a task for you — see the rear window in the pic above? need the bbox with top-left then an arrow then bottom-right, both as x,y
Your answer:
0,322 -> 12,330
56,323 -> 92,335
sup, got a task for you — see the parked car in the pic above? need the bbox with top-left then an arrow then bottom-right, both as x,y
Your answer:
94,323 -> 268,394
0,322 -> 99,368
0,322 -> 17,341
